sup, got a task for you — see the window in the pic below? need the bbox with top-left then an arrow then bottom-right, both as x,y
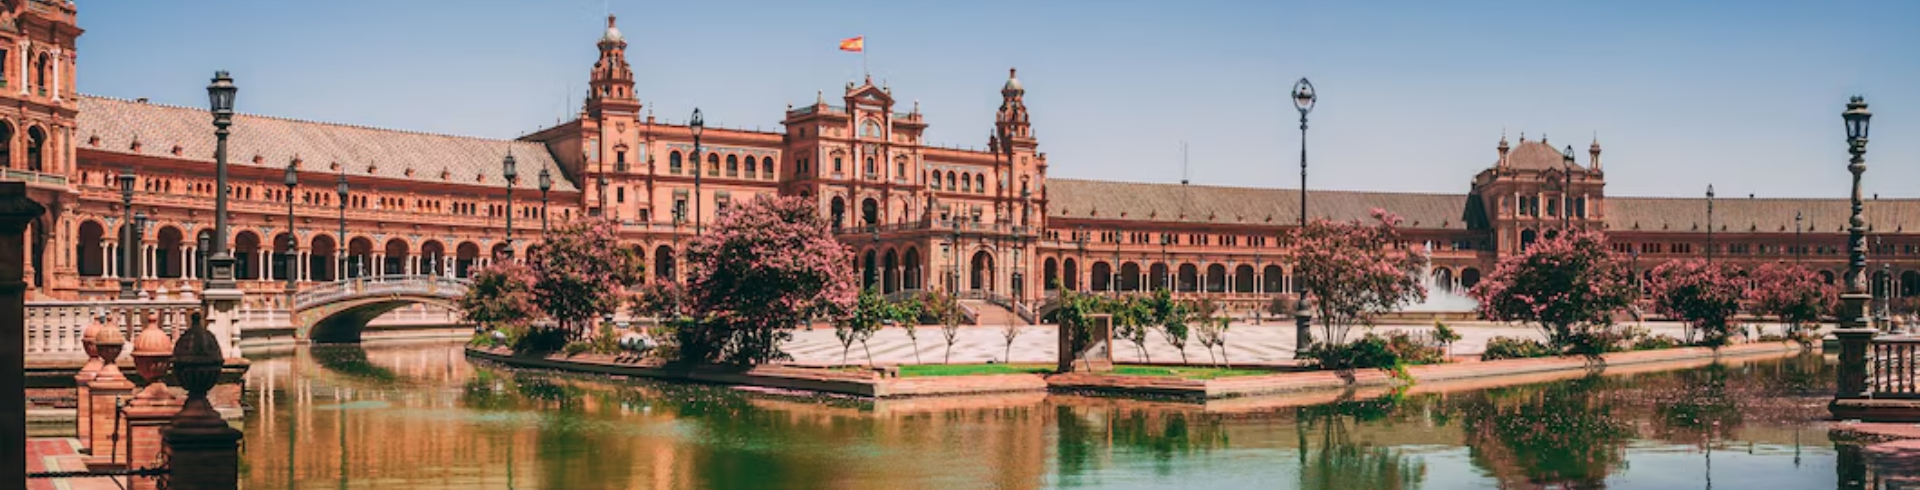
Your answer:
833,157 -> 843,173
669,151 -> 683,174
961,174 -> 971,192
946,171 -> 957,190
762,157 -> 775,179
727,155 -> 738,177
745,158 -> 757,179
976,174 -> 986,193
932,172 -> 942,189
862,120 -> 881,138
708,153 -> 720,176
616,186 -> 625,203
896,160 -> 906,178
616,150 -> 628,172
865,157 -> 876,176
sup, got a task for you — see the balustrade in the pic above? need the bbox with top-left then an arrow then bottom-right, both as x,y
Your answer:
25,299 -> 200,363
1870,336 -> 1920,398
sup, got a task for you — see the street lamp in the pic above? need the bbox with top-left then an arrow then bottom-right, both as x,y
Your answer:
1795,210 -> 1804,263
1160,234 -> 1172,291
1292,78 -> 1315,230
205,71 -> 238,289
1075,225 -> 1088,292
133,211 -> 148,293
502,151 -> 518,259
284,160 -> 299,291
690,108 -> 705,236
1840,95 -> 1873,333
538,167 -> 553,235
118,169 -> 137,299
336,171 -> 348,280
1706,184 -> 1715,264
1562,144 -> 1575,229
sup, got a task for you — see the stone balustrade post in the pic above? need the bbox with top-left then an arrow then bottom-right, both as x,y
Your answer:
1835,328 -> 1877,400
0,182 -> 43,484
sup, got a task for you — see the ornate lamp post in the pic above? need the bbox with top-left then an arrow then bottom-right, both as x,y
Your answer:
502,152 -> 518,258
1796,210 -> 1804,263
596,174 -> 609,218
133,210 -> 148,288
206,71 -> 238,290
1160,234 -> 1172,291
1706,184 -> 1716,264
1562,144 -> 1575,229
118,169 -> 137,299
1834,96 -> 1875,401
1292,78 -> 1315,230
283,160 -> 299,291
335,171 -> 348,280
1075,225 -> 1088,292
690,109 -> 705,235
538,167 -> 553,235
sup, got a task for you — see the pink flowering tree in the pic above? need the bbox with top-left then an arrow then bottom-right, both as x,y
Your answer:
459,260 -> 540,333
1468,230 -> 1635,355
1647,260 -> 1746,347
630,280 -> 689,320
526,218 -> 647,336
1744,262 -> 1836,339
681,196 -> 857,364
1286,210 -> 1428,345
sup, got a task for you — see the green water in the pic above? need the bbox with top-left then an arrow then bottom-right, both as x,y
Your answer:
240,340 -> 1856,489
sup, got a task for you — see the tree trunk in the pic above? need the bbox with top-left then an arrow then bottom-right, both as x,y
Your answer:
861,340 -> 875,367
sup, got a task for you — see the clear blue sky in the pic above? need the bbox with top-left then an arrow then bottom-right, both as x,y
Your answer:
76,0 -> 1919,199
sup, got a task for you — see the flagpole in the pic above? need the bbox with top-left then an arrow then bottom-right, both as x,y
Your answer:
862,38 -> 870,78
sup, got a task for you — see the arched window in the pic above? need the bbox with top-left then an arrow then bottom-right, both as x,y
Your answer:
725,155 -> 738,177
707,153 -> 720,176
862,120 -> 881,138
946,171 -> 957,190
976,174 -> 986,193
745,158 -> 757,179
961,173 -> 972,192
762,157 -> 775,179
0,122 -> 12,170
26,127 -> 44,172
932,172 -> 942,189
33,53 -> 47,94
669,151 -> 683,174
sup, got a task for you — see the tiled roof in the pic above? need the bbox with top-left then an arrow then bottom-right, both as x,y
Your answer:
1608,196 -> 1920,234
1505,139 -> 1583,170
1048,179 -> 1486,230
76,95 -> 576,192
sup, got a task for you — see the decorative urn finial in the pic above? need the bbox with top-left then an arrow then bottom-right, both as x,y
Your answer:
79,315 -> 104,370
130,311 -> 177,401
91,317 -> 129,383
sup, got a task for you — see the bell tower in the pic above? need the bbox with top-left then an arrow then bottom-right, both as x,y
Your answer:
585,15 -> 639,117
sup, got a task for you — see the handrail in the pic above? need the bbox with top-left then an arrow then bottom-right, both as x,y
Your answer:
291,275 -> 472,310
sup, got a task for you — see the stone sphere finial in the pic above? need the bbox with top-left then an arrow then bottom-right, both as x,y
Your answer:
80,315 -> 104,360
91,317 -> 129,383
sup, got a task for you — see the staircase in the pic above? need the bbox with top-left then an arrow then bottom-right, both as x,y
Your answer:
961,299 -> 1027,326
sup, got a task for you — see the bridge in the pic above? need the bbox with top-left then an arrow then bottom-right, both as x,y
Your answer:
292,275 -> 472,343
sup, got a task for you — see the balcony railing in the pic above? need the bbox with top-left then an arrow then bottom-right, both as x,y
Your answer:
0,168 -> 68,189
1871,336 -> 1920,398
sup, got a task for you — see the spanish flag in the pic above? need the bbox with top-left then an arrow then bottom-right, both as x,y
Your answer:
839,36 -> 864,52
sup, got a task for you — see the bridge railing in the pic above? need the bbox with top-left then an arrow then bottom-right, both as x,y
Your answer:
292,275 -> 473,311
26,298 -> 202,363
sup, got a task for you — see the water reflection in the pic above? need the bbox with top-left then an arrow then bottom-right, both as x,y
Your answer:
242,341 -> 1851,489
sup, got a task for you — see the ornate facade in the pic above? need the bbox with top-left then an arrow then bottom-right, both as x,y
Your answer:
15,3 -> 1920,313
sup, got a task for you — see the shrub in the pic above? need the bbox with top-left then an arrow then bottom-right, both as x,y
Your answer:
1306,331 -> 1445,370
1468,230 -> 1634,357
1630,333 -> 1683,351
1647,260 -> 1745,348
514,327 -> 571,354
1481,336 -> 1556,361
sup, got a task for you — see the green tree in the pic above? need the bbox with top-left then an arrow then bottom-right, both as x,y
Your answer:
459,260 -> 540,334
835,288 -> 891,365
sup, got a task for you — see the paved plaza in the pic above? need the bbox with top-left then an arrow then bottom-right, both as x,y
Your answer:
781,320 -> 1798,366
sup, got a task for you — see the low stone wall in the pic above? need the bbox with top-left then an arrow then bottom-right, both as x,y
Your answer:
1049,341 -> 1809,400
472,342 -> 1809,402
464,347 -> 1048,399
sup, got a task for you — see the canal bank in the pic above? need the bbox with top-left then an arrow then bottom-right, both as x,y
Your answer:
467,341 -> 1810,400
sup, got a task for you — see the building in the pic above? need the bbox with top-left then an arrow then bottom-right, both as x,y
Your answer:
10,2 -> 1915,315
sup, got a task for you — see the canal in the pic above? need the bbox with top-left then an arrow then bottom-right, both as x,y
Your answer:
241,340 -> 1845,489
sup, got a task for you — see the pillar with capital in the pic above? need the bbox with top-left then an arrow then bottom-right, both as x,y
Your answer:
0,182 -> 44,483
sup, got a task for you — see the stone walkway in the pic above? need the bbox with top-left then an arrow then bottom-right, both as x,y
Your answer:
783,320 -> 1785,365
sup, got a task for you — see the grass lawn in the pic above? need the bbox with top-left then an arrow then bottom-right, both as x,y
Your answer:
896,363 -> 1271,379
1108,365 -> 1272,379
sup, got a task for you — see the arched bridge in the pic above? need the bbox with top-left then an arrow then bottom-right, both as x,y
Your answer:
292,275 -> 471,343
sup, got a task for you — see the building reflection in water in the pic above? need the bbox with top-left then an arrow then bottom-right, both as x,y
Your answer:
238,341 -> 1849,490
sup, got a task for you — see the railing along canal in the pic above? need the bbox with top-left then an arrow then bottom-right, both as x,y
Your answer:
25,298 -> 201,362
1871,336 -> 1920,398
291,275 -> 473,311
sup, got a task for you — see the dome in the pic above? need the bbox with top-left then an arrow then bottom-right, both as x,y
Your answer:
600,15 -> 624,43
1001,68 -> 1024,95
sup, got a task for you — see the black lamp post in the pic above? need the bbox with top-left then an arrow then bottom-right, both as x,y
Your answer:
1160,234 -> 1172,291
1562,144 -> 1575,229
335,171 -> 348,280
133,210 -> 148,292
502,151 -> 518,259
206,71 -> 238,290
196,233 -> 210,281
1795,210 -> 1804,263
284,160 -> 299,291
1292,78 -> 1315,230
1075,225 -> 1088,293
118,169 -> 137,299
1706,184 -> 1716,264
538,167 -> 552,235
1841,96 -> 1874,332
690,109 -> 705,236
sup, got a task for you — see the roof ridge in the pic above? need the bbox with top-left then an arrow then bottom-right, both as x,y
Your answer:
81,94 -> 544,146
1051,177 -> 1466,198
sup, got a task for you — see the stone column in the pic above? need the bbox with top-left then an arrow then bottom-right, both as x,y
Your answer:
0,182 -> 41,483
